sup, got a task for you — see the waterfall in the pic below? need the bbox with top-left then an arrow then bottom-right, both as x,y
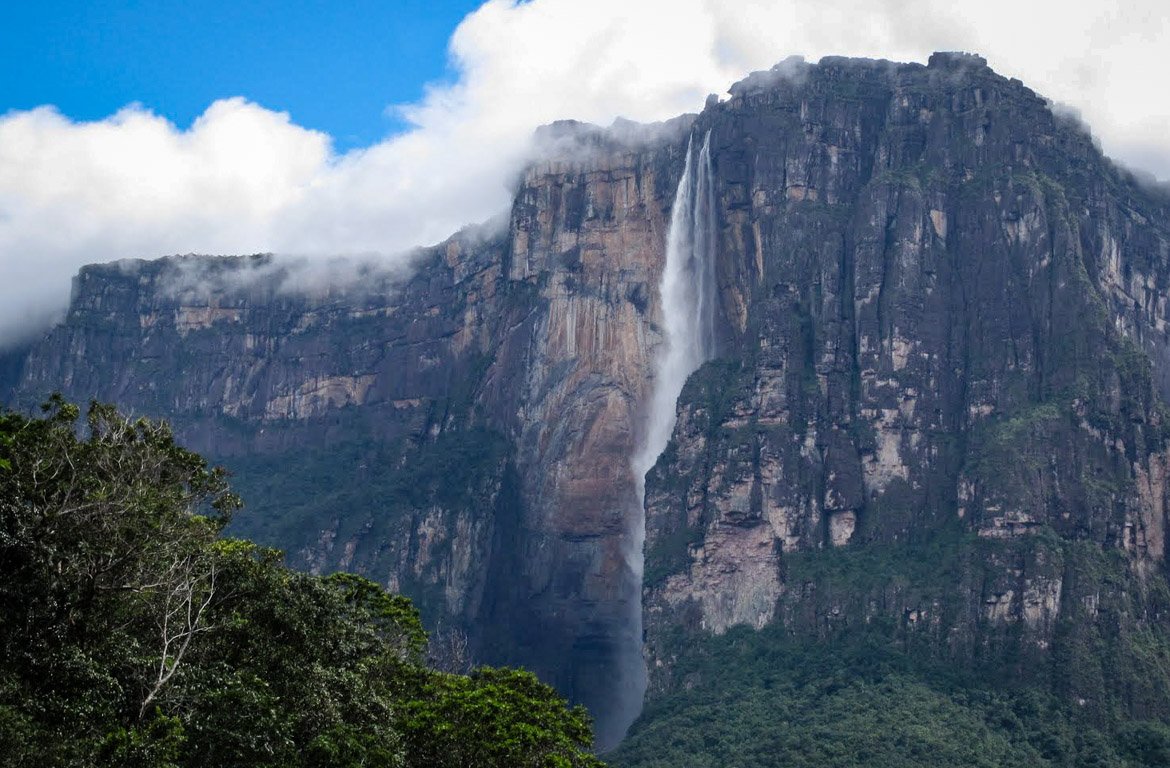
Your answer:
611,130 -> 717,746
634,130 -> 717,501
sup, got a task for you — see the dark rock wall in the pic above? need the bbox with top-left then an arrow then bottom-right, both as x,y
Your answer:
11,121 -> 693,745
11,52 -> 1170,738
641,53 -> 1170,718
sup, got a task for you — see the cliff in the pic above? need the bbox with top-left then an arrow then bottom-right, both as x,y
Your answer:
622,53 -> 1170,764
10,52 -> 1170,757
12,117 -> 693,746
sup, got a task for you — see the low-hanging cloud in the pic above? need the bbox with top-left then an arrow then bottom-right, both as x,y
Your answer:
2,0 -> 1167,347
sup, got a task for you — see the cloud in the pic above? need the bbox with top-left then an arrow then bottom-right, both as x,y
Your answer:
0,100 -> 333,345
2,0 -> 1168,347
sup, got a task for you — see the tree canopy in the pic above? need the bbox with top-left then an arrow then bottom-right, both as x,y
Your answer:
0,397 -> 602,767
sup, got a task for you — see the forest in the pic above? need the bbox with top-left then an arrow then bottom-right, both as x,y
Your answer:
0,397 -> 601,767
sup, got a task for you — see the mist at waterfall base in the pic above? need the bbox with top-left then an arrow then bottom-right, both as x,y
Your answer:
609,130 -> 717,748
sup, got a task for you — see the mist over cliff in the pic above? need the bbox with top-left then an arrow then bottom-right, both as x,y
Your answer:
8,52 -> 1170,759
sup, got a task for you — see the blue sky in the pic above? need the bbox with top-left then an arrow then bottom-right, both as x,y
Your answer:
1,0 -> 483,149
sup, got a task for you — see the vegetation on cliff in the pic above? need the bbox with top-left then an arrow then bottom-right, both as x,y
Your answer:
610,599 -> 1170,768
0,398 -> 600,767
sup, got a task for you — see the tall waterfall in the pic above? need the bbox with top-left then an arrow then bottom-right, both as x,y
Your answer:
633,130 -> 717,501
613,130 -> 717,746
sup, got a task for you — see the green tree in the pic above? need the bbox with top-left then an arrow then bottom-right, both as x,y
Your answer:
0,396 -> 237,764
402,666 -> 603,768
0,398 -> 604,767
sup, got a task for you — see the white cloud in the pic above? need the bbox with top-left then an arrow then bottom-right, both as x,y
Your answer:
2,0 -> 1168,347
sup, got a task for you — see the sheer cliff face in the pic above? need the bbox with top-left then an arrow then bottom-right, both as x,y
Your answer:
14,122 -> 689,746
19,239 -> 521,638
12,52 -> 1170,740
479,124 -> 688,742
640,53 -> 1170,713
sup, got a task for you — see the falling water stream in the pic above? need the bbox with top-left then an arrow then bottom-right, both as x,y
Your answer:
612,129 -> 717,746
632,130 -> 718,495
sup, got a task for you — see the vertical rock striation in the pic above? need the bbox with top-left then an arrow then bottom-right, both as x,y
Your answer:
11,117 -> 694,747
10,52 -> 1170,744
480,118 -> 690,747
639,53 -> 1170,723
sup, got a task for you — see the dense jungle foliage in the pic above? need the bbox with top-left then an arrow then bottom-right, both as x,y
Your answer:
610,585 -> 1170,768
0,398 -> 600,767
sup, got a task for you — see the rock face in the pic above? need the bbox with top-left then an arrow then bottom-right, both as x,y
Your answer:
639,53 -> 1170,717
12,118 -> 692,747
10,52 -> 1170,742
18,239 -> 523,648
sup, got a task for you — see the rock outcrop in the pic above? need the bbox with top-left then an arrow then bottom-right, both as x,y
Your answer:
639,53 -> 1170,718
11,117 -> 693,747
10,52 -> 1170,744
